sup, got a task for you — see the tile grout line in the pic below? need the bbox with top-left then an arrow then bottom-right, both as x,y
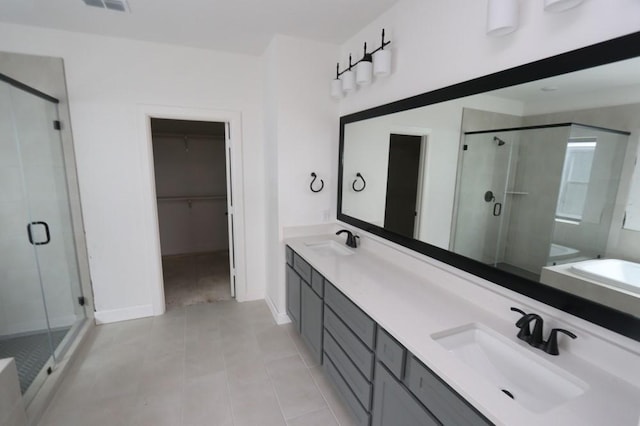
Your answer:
304,363 -> 345,426
220,309 -> 239,426
283,324 -> 343,425
283,325 -> 343,425
256,321 -> 290,425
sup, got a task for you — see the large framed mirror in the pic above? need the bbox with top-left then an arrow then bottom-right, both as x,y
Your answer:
338,31 -> 640,341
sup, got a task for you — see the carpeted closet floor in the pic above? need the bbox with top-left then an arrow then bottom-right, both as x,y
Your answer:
162,251 -> 232,310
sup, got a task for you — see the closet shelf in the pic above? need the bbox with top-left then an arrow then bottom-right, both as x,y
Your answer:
157,195 -> 226,202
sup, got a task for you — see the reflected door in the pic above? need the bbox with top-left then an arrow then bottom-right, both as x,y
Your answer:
383,134 -> 422,239
453,133 -> 514,265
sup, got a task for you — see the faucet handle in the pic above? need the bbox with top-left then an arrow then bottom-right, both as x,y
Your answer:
542,328 -> 577,356
510,307 -> 527,317
510,307 -> 531,339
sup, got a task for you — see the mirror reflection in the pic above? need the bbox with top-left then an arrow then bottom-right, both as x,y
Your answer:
341,57 -> 640,317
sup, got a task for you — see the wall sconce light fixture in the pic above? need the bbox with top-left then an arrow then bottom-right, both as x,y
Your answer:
544,0 -> 584,12
356,44 -> 373,86
331,29 -> 391,99
486,0 -> 519,37
341,55 -> 357,92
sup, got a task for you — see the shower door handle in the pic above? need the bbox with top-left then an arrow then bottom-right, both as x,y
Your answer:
493,203 -> 502,217
27,221 -> 51,245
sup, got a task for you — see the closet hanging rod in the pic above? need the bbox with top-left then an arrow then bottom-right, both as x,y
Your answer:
151,132 -> 225,140
157,195 -> 226,202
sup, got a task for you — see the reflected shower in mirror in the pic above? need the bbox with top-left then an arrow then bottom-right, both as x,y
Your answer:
452,123 -> 629,305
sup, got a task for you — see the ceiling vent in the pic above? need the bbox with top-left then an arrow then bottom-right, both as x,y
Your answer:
83,0 -> 130,13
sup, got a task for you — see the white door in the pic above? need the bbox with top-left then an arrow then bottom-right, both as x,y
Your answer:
224,122 -> 236,298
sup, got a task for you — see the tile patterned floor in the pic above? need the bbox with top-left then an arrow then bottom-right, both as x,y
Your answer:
0,328 -> 69,393
162,251 -> 233,310
39,301 -> 358,426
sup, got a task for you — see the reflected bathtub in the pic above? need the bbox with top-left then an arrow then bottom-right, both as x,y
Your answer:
570,259 -> 640,295
549,243 -> 580,259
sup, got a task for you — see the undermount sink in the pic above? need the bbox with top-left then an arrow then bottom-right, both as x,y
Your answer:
304,240 -> 354,257
432,323 -> 588,413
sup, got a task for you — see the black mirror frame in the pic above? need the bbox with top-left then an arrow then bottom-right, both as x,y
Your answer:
337,31 -> 640,342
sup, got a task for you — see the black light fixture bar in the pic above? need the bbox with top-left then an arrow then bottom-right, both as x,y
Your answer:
335,29 -> 391,78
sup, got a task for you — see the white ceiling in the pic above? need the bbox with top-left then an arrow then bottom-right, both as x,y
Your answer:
0,0 -> 400,54
489,57 -> 640,103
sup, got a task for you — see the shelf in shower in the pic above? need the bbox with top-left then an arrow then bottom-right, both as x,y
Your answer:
506,191 -> 529,195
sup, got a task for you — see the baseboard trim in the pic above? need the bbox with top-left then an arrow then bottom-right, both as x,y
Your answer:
265,295 -> 290,325
94,305 -> 154,324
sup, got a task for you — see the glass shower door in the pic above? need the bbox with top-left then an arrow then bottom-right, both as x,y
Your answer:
1,78 -> 86,398
0,80 -> 57,397
452,132 -> 514,266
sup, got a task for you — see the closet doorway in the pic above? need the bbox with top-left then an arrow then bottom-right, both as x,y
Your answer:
151,118 -> 233,309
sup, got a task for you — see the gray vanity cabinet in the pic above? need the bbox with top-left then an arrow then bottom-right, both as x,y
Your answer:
286,246 -> 324,364
404,356 -> 492,426
300,279 -> 323,364
372,363 -> 440,426
323,281 -> 377,426
285,246 -> 493,426
285,264 -> 301,332
373,327 -> 492,426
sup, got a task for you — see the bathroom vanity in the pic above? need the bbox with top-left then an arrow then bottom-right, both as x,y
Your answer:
282,32 -> 640,426
285,234 -> 640,426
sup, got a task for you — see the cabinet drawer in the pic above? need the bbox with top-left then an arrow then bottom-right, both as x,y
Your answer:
285,246 -> 293,266
405,356 -> 492,426
372,363 -> 440,426
325,282 -> 376,348
293,252 -> 312,283
311,269 -> 324,297
324,355 -> 371,426
376,328 -> 406,380
324,331 -> 372,410
324,306 -> 375,380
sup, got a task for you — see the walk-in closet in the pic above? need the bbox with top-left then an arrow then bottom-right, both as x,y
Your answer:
151,119 -> 232,309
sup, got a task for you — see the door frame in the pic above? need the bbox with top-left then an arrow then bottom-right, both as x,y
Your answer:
138,105 -> 247,315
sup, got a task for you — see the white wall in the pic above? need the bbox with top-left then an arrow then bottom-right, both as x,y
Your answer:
153,135 -> 228,256
0,23 -> 267,320
342,118 -> 390,227
338,0 -> 640,117
262,36 -> 339,322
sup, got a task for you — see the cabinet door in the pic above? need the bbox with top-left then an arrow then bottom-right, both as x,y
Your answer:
286,265 -> 301,332
405,356 -> 492,426
372,363 -> 440,426
301,280 -> 323,364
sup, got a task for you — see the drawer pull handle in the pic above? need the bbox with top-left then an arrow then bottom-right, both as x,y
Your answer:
419,377 -> 423,388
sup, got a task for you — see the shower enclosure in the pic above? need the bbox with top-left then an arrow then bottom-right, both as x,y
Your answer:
452,123 -> 628,280
0,74 -> 87,401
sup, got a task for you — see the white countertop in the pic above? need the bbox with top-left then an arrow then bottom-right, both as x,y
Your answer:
285,233 -> 640,426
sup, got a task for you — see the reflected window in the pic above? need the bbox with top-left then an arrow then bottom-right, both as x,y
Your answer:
556,139 -> 596,222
